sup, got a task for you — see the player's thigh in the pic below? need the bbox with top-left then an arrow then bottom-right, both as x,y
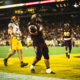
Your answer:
17,41 -> 22,50
42,43 -> 49,59
69,40 -> 72,49
12,37 -> 17,50
34,45 -> 42,60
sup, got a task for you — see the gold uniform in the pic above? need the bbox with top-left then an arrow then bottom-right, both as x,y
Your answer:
64,32 -> 70,36
11,36 -> 22,50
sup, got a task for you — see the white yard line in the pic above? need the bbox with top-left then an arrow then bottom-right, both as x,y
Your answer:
0,72 -> 70,80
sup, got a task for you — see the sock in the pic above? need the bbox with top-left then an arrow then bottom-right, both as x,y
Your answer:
5,58 -> 7,60
30,65 -> 34,69
21,61 -> 23,64
46,68 -> 52,73
47,67 -> 50,69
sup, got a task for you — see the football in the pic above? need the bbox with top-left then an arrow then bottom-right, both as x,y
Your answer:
29,25 -> 37,33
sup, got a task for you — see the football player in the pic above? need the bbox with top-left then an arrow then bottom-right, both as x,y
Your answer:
4,16 -> 28,67
28,14 -> 55,74
63,23 -> 72,58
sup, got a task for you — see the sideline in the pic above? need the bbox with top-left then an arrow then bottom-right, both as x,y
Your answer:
0,72 -> 70,80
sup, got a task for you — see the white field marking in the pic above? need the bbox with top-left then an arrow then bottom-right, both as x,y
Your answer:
0,72 -> 71,80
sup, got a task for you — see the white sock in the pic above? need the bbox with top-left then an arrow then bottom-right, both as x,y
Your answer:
46,68 -> 52,73
30,65 -> 34,69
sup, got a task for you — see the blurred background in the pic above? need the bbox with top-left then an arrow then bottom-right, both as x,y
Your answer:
0,0 -> 80,47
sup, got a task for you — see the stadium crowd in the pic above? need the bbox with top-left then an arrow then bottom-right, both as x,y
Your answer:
0,15 -> 80,47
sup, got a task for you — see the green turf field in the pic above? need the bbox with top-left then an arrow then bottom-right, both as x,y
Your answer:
0,46 -> 80,58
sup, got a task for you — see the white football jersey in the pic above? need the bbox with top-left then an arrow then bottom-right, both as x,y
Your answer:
8,22 -> 21,40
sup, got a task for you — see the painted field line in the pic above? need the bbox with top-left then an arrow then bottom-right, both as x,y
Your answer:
0,72 -> 71,80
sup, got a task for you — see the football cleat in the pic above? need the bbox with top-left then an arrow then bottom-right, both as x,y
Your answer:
66,52 -> 70,59
4,59 -> 8,66
66,52 -> 68,57
46,68 -> 55,74
31,69 -> 35,73
21,63 -> 28,67
67,54 -> 70,59
50,71 -> 56,74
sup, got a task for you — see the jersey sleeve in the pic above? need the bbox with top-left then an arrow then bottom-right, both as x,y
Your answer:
38,24 -> 43,31
8,23 -> 13,28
